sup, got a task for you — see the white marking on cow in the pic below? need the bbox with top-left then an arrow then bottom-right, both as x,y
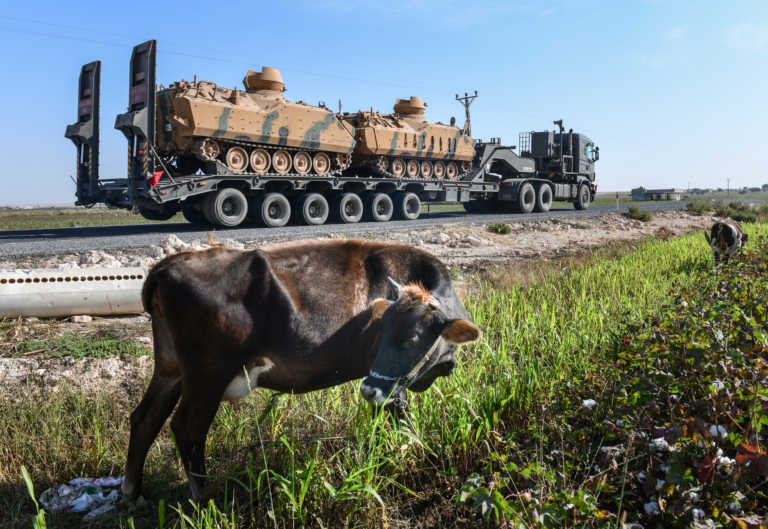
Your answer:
222,359 -> 274,402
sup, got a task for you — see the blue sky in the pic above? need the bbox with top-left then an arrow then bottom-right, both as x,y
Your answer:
0,0 -> 766,205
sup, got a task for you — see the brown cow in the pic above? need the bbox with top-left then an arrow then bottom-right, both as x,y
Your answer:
122,240 -> 479,501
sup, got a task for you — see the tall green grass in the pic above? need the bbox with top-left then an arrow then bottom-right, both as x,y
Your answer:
5,226 -> 766,528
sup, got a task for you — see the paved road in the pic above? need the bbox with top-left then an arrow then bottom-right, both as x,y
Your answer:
0,201 -> 692,258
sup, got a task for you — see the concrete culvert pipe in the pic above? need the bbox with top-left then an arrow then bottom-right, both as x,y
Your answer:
0,268 -> 146,318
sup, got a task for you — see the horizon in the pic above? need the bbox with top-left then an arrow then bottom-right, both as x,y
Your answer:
1,1 -> 767,205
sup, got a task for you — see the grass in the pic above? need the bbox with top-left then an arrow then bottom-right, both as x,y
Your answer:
0,207 -> 184,231
3,225 -> 767,527
486,222 -> 512,234
687,200 -> 768,223
624,206 -> 653,222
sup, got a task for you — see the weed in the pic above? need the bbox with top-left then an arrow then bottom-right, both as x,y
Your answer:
625,206 -> 653,222
686,199 -> 711,215
487,222 -> 512,234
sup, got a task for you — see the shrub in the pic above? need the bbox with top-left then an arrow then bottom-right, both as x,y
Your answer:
685,199 -> 711,215
487,222 -> 512,234
625,206 -> 653,222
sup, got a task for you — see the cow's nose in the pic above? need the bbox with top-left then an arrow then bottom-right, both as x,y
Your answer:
359,381 -> 386,405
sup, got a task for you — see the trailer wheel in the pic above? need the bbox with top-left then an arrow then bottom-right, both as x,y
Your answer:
296,193 -> 329,225
256,192 -> 291,227
574,184 -> 590,210
534,183 -> 553,212
137,204 -> 177,221
365,193 -> 394,222
331,193 -> 364,224
516,182 -> 536,214
204,188 -> 249,227
393,192 -> 421,220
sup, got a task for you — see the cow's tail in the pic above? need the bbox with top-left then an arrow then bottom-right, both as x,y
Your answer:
142,259 -> 171,314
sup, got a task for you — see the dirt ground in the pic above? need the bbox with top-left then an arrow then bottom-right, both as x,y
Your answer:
0,211 -> 715,397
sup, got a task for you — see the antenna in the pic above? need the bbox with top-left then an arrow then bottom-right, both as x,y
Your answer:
455,90 -> 478,136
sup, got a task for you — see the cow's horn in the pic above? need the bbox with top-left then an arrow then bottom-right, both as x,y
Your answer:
387,277 -> 404,299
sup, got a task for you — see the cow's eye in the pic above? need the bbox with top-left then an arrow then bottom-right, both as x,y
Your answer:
406,335 -> 420,346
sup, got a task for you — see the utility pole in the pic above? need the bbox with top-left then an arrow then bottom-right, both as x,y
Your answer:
727,178 -> 730,195
455,91 -> 478,136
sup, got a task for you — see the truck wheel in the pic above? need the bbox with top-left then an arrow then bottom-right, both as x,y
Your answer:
534,183 -> 553,212
331,193 -> 364,223
257,192 -> 292,227
393,192 -> 421,220
574,184 -> 590,210
203,188 -> 249,227
296,193 -> 329,225
182,204 -> 209,226
516,182 -> 536,214
365,192 -> 393,222
137,204 -> 177,221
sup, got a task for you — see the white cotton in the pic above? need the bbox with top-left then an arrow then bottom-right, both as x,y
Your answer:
582,399 -> 597,409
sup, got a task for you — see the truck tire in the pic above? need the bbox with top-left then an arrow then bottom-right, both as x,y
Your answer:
365,192 -> 394,222
534,183 -> 553,213
331,192 -> 364,224
574,184 -> 590,210
516,182 -> 536,214
393,192 -> 421,220
182,204 -> 209,226
203,188 -> 249,227
296,193 -> 329,225
257,192 -> 292,227
137,204 -> 177,221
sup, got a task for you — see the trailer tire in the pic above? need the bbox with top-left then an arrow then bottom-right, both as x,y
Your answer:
516,182 -> 536,214
296,193 -> 329,225
574,184 -> 590,210
365,192 -> 394,222
393,192 -> 421,220
534,183 -> 553,212
257,192 -> 292,227
203,187 -> 249,227
331,193 -> 364,224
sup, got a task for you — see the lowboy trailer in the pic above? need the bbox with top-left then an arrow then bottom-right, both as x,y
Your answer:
66,40 -> 599,228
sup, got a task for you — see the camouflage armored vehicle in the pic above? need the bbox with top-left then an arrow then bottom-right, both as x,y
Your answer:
342,96 -> 475,180
155,67 -> 355,177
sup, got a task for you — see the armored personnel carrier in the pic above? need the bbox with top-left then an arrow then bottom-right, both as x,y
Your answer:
343,96 -> 475,180
155,67 -> 355,177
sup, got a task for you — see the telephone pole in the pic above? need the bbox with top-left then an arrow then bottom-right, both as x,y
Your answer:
455,91 -> 478,136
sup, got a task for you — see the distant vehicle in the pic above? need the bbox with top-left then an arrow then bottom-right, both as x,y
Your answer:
66,40 -> 599,228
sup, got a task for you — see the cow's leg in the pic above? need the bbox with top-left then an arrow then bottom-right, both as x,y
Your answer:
170,381 -> 226,501
122,372 -> 182,500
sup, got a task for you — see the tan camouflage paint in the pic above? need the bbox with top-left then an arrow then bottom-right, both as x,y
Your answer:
344,97 -> 475,162
155,70 -> 355,156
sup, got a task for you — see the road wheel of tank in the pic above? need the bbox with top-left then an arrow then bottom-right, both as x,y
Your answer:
313,152 -> 331,175
446,162 -> 459,180
272,150 -> 292,175
250,149 -> 270,174
225,147 -> 249,173
391,158 -> 405,178
420,161 -> 433,179
293,151 -> 312,175
461,161 -> 472,175
182,204 -> 209,226
574,184 -> 591,210
203,187 -> 249,227
195,138 -> 221,162
335,153 -> 351,171
393,192 -> 421,220
296,193 -> 329,225
433,161 -> 446,180
138,204 -> 177,221
406,159 -> 419,179
365,193 -> 394,222
331,193 -> 364,224
534,183 -> 553,212
515,182 -> 536,214
257,192 -> 292,227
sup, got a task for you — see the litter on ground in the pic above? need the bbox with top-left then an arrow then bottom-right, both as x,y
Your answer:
39,476 -> 123,520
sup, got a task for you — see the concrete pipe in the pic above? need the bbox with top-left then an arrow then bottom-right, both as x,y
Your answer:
0,268 -> 146,318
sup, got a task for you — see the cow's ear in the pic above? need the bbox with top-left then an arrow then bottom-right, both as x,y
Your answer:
442,319 -> 481,344
704,230 -> 711,244
369,298 -> 391,319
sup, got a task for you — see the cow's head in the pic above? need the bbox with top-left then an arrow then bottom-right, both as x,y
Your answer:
359,278 -> 480,407
705,221 -> 747,265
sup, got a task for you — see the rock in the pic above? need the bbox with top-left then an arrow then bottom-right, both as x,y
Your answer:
431,232 -> 451,244
80,251 -> 102,265
135,336 -> 152,345
149,246 -> 165,259
57,262 -> 81,270
71,315 -> 93,323
463,235 -> 483,246
166,234 -> 188,251
223,239 -> 245,250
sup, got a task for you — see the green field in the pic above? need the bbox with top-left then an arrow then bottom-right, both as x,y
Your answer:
3,225 -> 768,528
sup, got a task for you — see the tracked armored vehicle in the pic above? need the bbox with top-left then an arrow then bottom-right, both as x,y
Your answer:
343,96 -> 475,180
155,67 -> 355,177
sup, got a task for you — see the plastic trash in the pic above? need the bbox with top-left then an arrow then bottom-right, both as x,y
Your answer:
39,476 -> 123,519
